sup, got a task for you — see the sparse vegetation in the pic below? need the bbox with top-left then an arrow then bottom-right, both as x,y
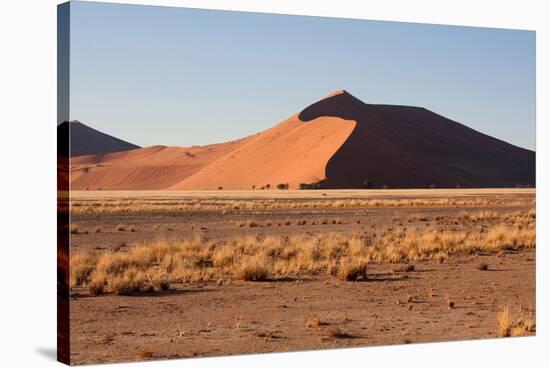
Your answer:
338,259 -> 368,281
66,188 -> 535,363
88,277 -> 105,295
306,315 -> 322,328
69,196 -> 534,214
497,306 -> 535,337
71,213 -> 535,295
70,252 -> 97,287
326,327 -> 352,339
478,263 -> 489,271
236,257 -> 270,281
299,182 -> 322,190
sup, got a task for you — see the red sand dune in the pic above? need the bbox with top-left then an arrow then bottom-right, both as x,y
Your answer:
68,90 -> 535,190
70,140 -> 248,190
298,90 -> 535,188
169,113 -> 355,190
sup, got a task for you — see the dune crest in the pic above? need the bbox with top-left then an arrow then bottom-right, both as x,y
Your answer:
68,90 -> 535,190
299,90 -> 535,188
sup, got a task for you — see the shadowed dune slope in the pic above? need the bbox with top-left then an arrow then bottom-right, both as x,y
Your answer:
298,90 -> 535,188
58,121 -> 140,157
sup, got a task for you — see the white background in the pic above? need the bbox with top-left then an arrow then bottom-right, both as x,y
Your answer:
0,0 -> 547,365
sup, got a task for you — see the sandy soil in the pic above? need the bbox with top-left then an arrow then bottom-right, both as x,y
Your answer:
68,189 -> 535,364
70,251 -> 535,364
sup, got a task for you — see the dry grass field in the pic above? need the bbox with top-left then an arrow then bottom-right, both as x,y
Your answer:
68,189 -> 535,364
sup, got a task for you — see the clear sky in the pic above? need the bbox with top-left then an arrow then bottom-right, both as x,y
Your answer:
67,1 -> 536,150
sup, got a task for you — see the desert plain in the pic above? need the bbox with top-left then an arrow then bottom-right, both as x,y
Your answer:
67,188 -> 535,364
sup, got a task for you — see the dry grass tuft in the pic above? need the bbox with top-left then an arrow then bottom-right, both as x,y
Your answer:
498,306 -> 535,337
236,256 -> 270,281
88,277 -> 105,295
306,315 -> 322,328
477,263 -> 489,271
498,307 -> 513,337
326,327 -> 352,339
339,259 -> 368,281
70,252 -> 97,287
70,224 -> 79,234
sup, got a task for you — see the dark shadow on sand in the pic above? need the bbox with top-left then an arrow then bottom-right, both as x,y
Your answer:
71,288 -> 213,299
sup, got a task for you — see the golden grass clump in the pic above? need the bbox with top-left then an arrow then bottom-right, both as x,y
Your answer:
483,224 -> 535,251
498,306 -> 535,337
69,224 -> 79,234
498,307 -> 513,337
338,259 -> 368,281
306,315 -> 322,328
70,252 -> 97,287
88,277 -> 105,295
72,210 -> 534,295
236,256 -> 271,281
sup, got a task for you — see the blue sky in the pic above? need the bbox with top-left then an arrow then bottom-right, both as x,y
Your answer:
67,1 -> 536,150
